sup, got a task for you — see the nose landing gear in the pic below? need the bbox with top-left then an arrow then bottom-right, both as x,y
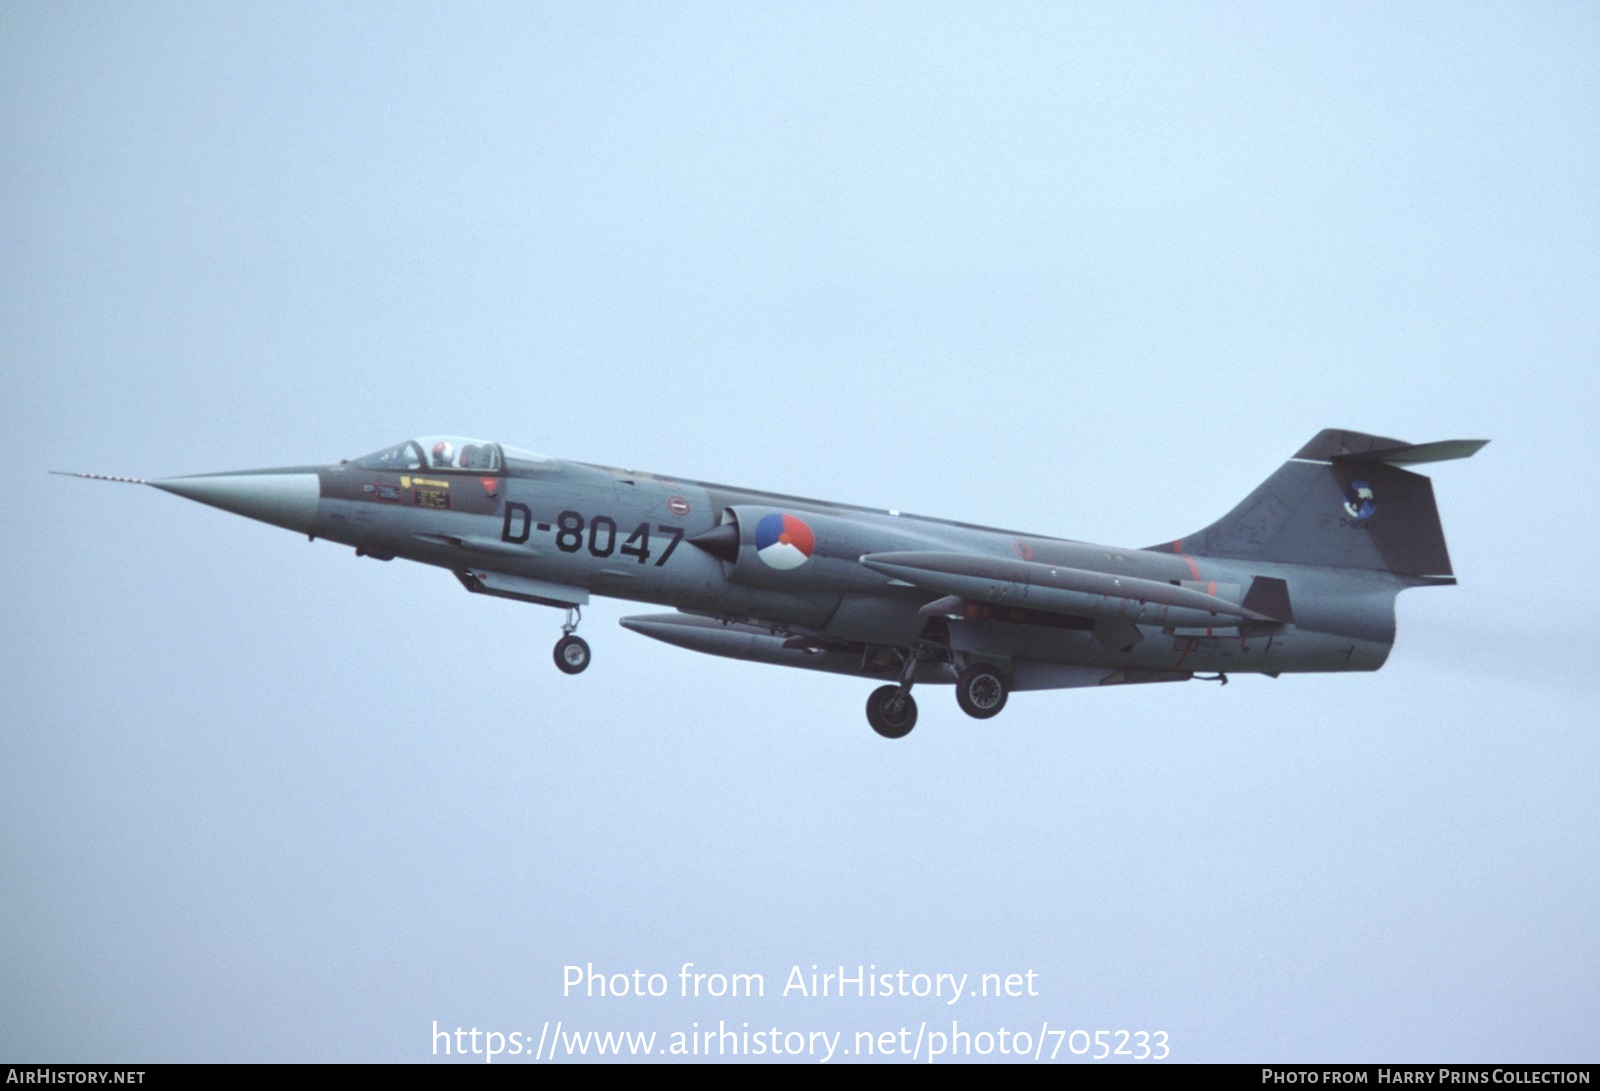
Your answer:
553,607 -> 591,675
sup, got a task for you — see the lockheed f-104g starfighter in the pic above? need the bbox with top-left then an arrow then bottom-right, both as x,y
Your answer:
61,428 -> 1484,738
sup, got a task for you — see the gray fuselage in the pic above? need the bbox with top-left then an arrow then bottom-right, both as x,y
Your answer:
308,456 -> 1398,688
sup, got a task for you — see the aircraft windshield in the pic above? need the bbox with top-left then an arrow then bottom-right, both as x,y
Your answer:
350,437 -> 557,474
353,441 -> 424,471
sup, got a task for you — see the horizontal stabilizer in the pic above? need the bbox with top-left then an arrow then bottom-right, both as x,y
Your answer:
1334,439 -> 1489,465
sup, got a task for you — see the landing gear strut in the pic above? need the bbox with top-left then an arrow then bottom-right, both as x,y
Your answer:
553,606 -> 590,675
866,648 -> 922,739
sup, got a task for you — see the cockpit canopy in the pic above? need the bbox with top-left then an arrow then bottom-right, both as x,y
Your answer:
351,436 -> 554,474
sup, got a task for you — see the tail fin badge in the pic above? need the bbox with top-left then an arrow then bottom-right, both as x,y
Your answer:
1343,481 -> 1376,520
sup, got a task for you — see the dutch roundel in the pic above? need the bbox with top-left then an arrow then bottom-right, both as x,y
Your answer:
754,513 -> 815,570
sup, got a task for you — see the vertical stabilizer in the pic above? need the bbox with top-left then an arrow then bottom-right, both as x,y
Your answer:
1151,430 -> 1486,581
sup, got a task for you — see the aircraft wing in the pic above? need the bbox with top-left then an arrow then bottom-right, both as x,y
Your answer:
858,551 -> 1285,629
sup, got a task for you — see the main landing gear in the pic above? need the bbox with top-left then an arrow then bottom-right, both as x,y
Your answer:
956,663 -> 1009,719
865,656 -> 1014,738
553,606 -> 590,675
866,686 -> 917,739
866,648 -> 924,739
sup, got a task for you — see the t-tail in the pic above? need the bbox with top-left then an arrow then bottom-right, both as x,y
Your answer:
1152,429 -> 1487,585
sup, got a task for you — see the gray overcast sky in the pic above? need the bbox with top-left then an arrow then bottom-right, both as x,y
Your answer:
3,2 -> 1596,1063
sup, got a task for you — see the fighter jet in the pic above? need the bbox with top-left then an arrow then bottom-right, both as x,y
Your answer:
60,429 -> 1485,738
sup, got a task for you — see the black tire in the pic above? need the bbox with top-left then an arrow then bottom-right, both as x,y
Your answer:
956,663 -> 1008,719
553,634 -> 591,675
865,685 -> 917,739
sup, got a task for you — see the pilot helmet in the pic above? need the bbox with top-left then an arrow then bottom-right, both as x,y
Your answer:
431,441 -> 455,467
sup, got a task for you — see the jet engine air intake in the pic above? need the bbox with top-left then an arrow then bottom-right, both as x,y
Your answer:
688,511 -> 740,564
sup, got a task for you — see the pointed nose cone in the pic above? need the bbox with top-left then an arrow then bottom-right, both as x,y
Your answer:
150,471 -> 322,534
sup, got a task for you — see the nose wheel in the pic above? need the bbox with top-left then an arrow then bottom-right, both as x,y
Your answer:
553,607 -> 590,675
554,634 -> 591,674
